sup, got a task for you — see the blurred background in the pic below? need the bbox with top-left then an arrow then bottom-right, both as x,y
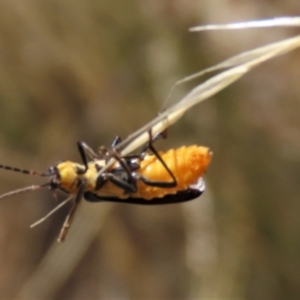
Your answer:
0,0 -> 300,299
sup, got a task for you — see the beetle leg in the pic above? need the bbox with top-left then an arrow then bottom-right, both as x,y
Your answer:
77,141 -> 103,174
106,172 -> 137,193
136,129 -> 177,188
57,179 -> 86,242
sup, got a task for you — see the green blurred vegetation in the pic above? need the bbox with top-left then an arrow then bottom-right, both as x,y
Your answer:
0,0 -> 300,299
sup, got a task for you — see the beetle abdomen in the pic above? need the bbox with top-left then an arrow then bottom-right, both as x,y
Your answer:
135,145 -> 212,199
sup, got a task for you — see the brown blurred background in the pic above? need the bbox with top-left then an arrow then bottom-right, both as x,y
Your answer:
0,0 -> 300,299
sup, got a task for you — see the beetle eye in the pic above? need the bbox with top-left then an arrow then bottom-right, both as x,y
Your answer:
50,180 -> 59,190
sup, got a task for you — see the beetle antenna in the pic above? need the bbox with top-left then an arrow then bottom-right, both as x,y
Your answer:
0,183 -> 50,200
30,195 -> 74,228
0,164 -> 49,177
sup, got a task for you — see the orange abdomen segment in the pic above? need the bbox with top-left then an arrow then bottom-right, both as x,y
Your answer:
135,145 -> 212,199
